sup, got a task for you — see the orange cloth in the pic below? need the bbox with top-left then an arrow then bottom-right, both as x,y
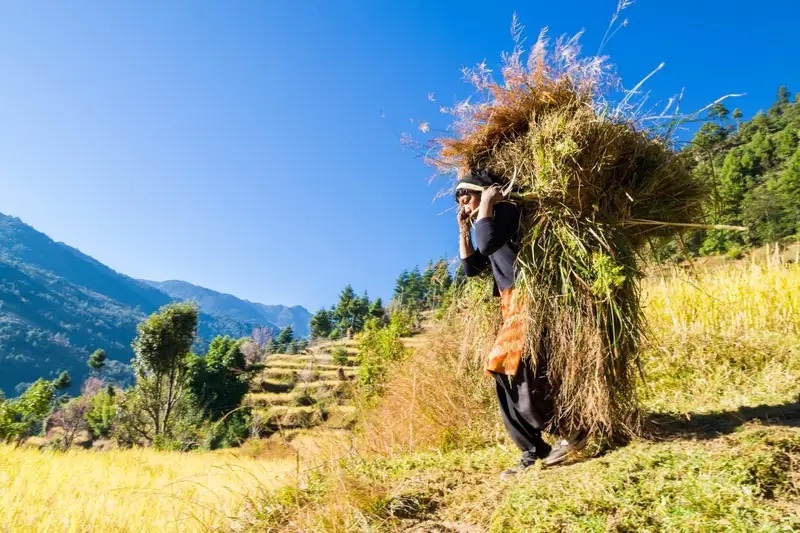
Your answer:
485,287 -> 529,376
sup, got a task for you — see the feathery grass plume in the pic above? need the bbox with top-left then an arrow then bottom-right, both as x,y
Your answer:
432,23 -> 709,441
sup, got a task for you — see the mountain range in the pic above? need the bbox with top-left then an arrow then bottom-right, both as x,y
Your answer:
143,280 -> 310,338
0,212 -> 310,396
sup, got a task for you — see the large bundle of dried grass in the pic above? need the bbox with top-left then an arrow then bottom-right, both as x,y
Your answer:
433,29 -> 708,441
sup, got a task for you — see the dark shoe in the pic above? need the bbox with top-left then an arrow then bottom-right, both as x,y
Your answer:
500,444 -> 551,479
543,431 -> 589,467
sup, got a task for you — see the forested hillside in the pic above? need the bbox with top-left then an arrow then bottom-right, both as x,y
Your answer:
0,214 -> 258,396
681,86 -> 800,255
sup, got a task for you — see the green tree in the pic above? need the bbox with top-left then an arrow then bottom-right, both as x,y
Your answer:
276,326 -> 294,352
269,337 -> 280,354
352,293 -> 370,333
0,379 -> 56,444
368,298 -> 386,321
333,285 -> 356,333
309,309 -> 333,340
186,336 -> 254,449
334,285 -> 370,335
708,102 -> 730,122
732,108 -> 743,131
130,302 -> 198,439
53,371 -> 72,391
187,336 -> 250,421
88,349 -> 107,376
677,87 -> 800,254
777,86 -> 790,105
393,270 -> 410,303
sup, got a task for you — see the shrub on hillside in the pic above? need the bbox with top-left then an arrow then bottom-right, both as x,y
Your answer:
356,320 -> 408,400
387,309 -> 417,337
86,385 -> 119,439
332,346 -> 349,366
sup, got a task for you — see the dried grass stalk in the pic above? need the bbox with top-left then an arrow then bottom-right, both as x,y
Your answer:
434,29 -> 708,440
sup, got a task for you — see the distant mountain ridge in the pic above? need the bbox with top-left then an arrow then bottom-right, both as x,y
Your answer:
143,280 -> 311,337
0,212 -> 310,396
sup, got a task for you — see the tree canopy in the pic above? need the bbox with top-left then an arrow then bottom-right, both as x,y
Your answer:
680,86 -> 800,255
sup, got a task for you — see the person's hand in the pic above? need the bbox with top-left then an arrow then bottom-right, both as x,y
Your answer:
480,184 -> 506,208
458,206 -> 472,234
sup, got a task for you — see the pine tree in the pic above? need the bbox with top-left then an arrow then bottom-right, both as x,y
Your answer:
732,108 -> 743,131
334,285 -> 360,334
351,293 -> 370,333
276,326 -> 294,351
679,85 -> 800,254
368,298 -> 386,321
87,349 -> 107,376
309,309 -> 333,340
53,371 -> 72,391
393,270 -> 410,305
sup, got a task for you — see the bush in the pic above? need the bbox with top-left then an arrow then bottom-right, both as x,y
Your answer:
387,309 -> 417,337
86,386 -> 118,439
332,346 -> 349,366
359,306 -> 497,454
356,321 -> 408,400
203,410 -> 251,450
725,245 -> 745,260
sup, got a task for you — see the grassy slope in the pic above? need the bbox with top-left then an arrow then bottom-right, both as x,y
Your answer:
1,258 -> 798,532
246,258 -> 800,532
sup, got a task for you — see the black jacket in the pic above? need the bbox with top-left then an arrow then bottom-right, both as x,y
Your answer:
461,202 -> 521,296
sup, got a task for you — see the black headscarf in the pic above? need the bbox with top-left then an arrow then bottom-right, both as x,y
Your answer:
455,168 -> 495,193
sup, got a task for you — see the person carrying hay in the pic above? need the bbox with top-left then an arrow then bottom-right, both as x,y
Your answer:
457,169 -> 587,476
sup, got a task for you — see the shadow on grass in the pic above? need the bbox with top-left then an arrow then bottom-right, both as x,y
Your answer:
645,395 -> 800,440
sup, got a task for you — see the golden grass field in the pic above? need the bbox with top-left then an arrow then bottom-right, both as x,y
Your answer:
0,446 -> 296,533
1,256 -> 799,532
642,256 -> 800,414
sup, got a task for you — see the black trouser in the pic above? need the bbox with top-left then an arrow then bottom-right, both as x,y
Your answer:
492,354 -> 554,453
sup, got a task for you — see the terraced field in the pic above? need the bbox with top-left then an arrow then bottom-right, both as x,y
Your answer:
247,339 -> 361,435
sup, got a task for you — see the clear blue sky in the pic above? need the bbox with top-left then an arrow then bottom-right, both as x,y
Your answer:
1,1 -> 798,310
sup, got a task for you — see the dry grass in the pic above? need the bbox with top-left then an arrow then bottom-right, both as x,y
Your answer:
259,368 -> 356,380
3,260 -> 798,532
431,24 -> 708,440
0,446 -> 295,533
642,257 -> 800,415
244,257 -> 800,532
357,256 -> 800,457
356,320 -> 497,455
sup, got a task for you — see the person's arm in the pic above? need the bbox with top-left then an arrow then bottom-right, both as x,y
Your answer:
459,225 -> 475,259
474,187 -> 520,256
458,207 -> 490,276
